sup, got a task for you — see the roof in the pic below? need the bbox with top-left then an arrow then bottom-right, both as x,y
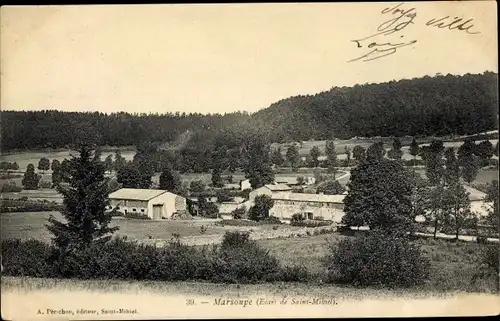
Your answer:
264,184 -> 292,191
272,192 -> 345,203
109,188 -> 167,201
464,185 -> 488,201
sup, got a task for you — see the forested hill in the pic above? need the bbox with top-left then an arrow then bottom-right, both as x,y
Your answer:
1,72 -> 497,151
249,72 -> 498,142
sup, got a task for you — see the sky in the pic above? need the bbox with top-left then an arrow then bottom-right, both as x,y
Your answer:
1,2 -> 497,115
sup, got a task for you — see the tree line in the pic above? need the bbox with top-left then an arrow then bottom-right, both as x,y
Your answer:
2,72 -> 497,151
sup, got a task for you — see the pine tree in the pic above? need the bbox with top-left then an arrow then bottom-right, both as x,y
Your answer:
241,135 -> 274,189
325,140 -> 338,178
211,167 -> 223,187
104,155 -> 113,173
114,150 -> 126,171
22,164 -> 40,190
271,147 -> 284,167
286,144 -> 301,171
409,137 -> 420,161
388,137 -> 403,160
46,144 -> 118,253
345,145 -> 352,167
159,166 -> 182,193
309,146 -> 321,168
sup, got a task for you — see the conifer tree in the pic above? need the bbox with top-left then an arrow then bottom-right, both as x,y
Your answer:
22,163 -> 40,190
325,140 -> 338,178
46,144 -> 118,253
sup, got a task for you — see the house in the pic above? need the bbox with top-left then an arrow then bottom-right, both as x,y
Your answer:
108,188 -> 187,220
275,176 -> 316,186
464,185 -> 494,217
269,192 -> 345,222
240,179 -> 252,191
248,184 -> 292,201
218,197 -> 247,214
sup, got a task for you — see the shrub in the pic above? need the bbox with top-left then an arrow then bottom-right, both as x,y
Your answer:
1,239 -> 54,277
231,207 -> 246,219
324,231 -> 430,288
0,199 -> 63,213
291,213 -> 305,223
262,216 -> 282,225
291,219 -> 332,228
39,180 -> 53,189
279,265 -> 311,282
212,231 -> 281,283
124,211 -> 151,220
0,181 -> 22,193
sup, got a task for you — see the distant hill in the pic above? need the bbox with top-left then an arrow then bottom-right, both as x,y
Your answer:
1,72 -> 497,151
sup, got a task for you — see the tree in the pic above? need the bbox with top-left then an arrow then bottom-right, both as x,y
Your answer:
316,180 -> 345,195
388,137 -> 403,160
365,142 -> 385,161
494,141 -> 499,157
10,162 -> 19,172
345,145 -> 352,167
248,195 -> 274,221
425,140 -> 445,185
211,167 -> 224,188
409,137 -> 420,161
271,147 -> 284,167
309,146 -> 321,168
190,180 -> 206,193
227,148 -> 240,173
475,140 -> 494,166
103,155 -> 113,173
342,158 -> 414,232
51,160 -> 61,172
485,180 -> 499,231
296,176 -> 305,186
117,162 -> 151,189
352,145 -> 366,163
159,167 -> 182,193
108,178 -> 123,193
22,164 -> 40,190
425,183 -> 446,238
241,135 -> 274,189
0,162 -> 10,173
216,189 -> 233,203
211,145 -> 229,173
45,144 -> 118,254
114,150 -> 126,171
325,140 -> 338,178
443,148 -> 460,186
458,139 -> 479,184
441,183 -> 475,240
38,157 -> 50,173
286,144 -> 300,171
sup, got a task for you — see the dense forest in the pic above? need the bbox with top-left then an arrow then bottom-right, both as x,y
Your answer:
1,72 -> 497,151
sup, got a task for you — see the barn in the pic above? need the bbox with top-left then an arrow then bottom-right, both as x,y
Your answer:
269,192 -> 345,222
248,184 -> 292,201
108,188 -> 187,220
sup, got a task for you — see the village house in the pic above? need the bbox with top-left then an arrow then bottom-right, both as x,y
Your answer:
239,179 -> 252,191
275,176 -> 316,186
108,188 -> 187,220
269,192 -> 345,222
217,197 -> 247,215
248,184 -> 292,201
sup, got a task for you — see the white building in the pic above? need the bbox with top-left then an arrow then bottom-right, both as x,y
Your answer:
249,184 -> 292,201
108,188 -> 187,220
270,192 -> 345,222
275,176 -> 316,186
240,179 -> 252,191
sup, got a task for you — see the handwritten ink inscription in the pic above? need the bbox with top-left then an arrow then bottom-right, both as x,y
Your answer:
348,2 -> 481,63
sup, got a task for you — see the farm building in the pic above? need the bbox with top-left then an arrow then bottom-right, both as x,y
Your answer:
249,184 -> 292,201
108,188 -> 187,220
218,197 -> 247,214
269,192 -> 345,222
464,185 -> 494,217
275,176 -> 316,186
240,179 -> 252,191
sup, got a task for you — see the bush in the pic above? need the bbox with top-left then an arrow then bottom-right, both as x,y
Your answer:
0,180 -> 22,193
291,213 -> 305,223
39,180 -> 52,189
279,265 -> 311,282
231,207 -> 246,219
324,231 -> 430,288
0,198 -> 63,213
124,211 -> 151,220
212,231 -> 282,283
1,239 -> 54,277
290,219 -> 332,228
261,216 -> 282,225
